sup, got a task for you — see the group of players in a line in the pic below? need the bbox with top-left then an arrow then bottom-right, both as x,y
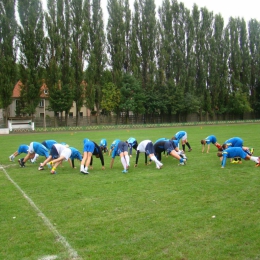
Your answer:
8,131 -> 191,174
8,131 -> 258,174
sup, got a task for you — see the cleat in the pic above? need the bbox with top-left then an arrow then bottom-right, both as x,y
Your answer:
47,162 -> 52,169
231,160 -> 238,164
178,162 -> 185,166
38,163 -> 44,171
81,169 -> 89,174
50,170 -> 56,174
250,148 -> 254,155
188,148 -> 192,152
255,163 -> 260,167
122,169 -> 128,173
18,158 -> 25,167
9,155 -> 14,162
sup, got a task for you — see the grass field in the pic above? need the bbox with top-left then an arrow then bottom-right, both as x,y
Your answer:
1,124 -> 260,260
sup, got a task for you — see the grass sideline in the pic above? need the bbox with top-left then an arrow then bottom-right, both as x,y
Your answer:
1,124 -> 260,260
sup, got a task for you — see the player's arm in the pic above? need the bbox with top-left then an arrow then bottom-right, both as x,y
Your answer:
134,150 -> 140,167
207,144 -> 210,153
110,158 -> 114,168
221,155 -> 227,168
99,150 -> 105,170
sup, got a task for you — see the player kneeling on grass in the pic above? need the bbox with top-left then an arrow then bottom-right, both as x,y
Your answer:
217,147 -> 260,168
134,140 -> 163,169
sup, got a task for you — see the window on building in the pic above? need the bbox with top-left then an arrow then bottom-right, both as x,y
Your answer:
79,112 -> 83,117
69,112 -> 73,118
40,113 -> 44,118
39,99 -> 44,107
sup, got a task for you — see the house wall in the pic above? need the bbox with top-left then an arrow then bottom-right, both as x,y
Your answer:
9,99 -> 91,117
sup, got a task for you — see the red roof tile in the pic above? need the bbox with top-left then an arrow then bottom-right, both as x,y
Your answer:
12,81 -> 49,98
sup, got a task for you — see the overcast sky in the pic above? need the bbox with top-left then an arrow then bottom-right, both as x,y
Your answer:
41,0 -> 260,26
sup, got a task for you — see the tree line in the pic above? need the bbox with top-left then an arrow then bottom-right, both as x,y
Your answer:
1,0 -> 260,126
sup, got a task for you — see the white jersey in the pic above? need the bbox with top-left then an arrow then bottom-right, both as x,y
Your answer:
136,140 -> 152,153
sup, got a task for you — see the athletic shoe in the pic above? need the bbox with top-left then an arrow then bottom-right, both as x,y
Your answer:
178,162 -> 185,166
250,148 -> 254,155
122,169 -> 128,173
231,160 -> 239,164
18,158 -> 25,167
50,169 -> 56,174
157,162 -> 163,169
188,148 -> 192,152
38,163 -> 44,171
47,162 -> 53,169
81,169 -> 89,174
9,155 -> 14,162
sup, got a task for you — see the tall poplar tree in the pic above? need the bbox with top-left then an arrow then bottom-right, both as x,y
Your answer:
44,0 -> 72,125
248,19 -> 260,115
132,0 -> 157,89
228,18 -> 251,117
70,0 -> 90,125
86,0 -> 106,116
107,0 -> 131,85
0,0 -> 17,124
17,0 -> 45,118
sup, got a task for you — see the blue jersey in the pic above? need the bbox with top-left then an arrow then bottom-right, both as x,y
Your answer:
171,139 -> 179,148
111,141 -> 128,158
174,131 -> 186,141
83,138 -> 90,145
205,135 -> 217,145
110,139 -> 120,150
42,140 -> 57,150
221,147 -> 248,167
69,147 -> 82,161
154,138 -> 169,144
32,142 -> 49,157
224,137 -> 243,148
17,144 -> 29,154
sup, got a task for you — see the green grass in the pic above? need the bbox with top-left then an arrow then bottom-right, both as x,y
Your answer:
1,124 -> 260,260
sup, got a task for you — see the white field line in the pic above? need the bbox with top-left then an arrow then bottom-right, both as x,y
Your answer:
1,166 -> 81,260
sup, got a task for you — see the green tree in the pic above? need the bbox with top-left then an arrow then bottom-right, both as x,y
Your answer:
119,73 -> 145,123
107,0 -> 131,85
17,0 -> 45,118
86,0 -> 106,117
248,19 -> 260,115
0,0 -> 17,125
70,0 -> 90,125
228,18 -> 252,118
101,82 -> 120,116
132,0 -> 157,89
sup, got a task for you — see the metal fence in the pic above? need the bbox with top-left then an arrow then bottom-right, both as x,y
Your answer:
0,112 -> 258,131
